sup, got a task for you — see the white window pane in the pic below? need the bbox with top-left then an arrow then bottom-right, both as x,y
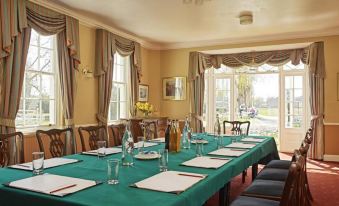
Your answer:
285,89 -> 292,102
41,100 -> 55,125
30,30 -> 39,46
25,99 -> 40,126
294,89 -> 303,100
25,73 -> 40,98
285,102 -> 292,115
110,102 -> 118,121
283,61 -> 304,71
40,35 -> 53,49
41,74 -> 55,98
113,66 -> 125,82
294,76 -> 303,89
119,102 -> 127,119
39,48 -> 53,72
26,46 -> 39,71
285,76 -> 293,89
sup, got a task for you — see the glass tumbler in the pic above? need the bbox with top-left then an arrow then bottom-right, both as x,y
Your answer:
137,136 -> 145,154
97,141 -> 107,159
195,140 -> 204,157
107,159 -> 120,185
158,149 -> 168,172
217,136 -> 224,149
32,152 -> 44,175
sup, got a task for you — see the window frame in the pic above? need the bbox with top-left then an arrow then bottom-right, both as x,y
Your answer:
16,30 -> 61,132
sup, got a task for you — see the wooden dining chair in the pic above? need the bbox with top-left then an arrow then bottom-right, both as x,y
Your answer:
36,128 -> 74,158
108,124 -> 126,146
0,132 -> 25,167
223,120 -> 251,183
141,120 -> 158,140
157,117 -> 168,137
78,125 -> 108,151
223,120 -> 250,135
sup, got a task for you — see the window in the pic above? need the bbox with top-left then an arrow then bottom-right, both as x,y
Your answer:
16,30 -> 57,128
109,53 -> 130,121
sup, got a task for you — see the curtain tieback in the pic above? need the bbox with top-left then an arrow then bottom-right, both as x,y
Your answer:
65,118 -> 74,126
190,113 -> 203,122
0,117 -> 15,128
96,114 -> 108,124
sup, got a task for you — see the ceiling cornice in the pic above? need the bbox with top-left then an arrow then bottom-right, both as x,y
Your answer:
29,0 -> 339,51
29,0 -> 162,50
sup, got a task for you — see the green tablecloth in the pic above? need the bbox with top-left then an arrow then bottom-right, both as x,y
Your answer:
0,135 -> 279,206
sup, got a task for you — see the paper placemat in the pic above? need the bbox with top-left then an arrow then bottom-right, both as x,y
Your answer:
4,174 -> 101,197
208,148 -> 249,157
9,158 -> 81,171
148,138 -> 165,143
82,147 -> 122,156
225,142 -> 257,149
132,171 -> 207,194
181,156 -> 231,169
241,137 -> 265,143
137,142 -> 159,148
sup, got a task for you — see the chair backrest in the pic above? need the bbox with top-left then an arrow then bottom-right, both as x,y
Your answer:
303,128 -> 313,145
0,132 -> 24,167
36,128 -> 73,158
130,119 -> 143,142
109,124 -> 125,146
223,121 -> 250,135
280,151 -> 306,206
78,125 -> 108,151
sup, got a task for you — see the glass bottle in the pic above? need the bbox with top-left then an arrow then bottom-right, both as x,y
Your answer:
181,116 -> 191,149
122,120 -> 134,166
165,120 -> 171,150
176,120 -> 181,152
169,120 -> 177,152
214,114 -> 221,139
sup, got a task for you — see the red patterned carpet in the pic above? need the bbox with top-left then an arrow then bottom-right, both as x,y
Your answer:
205,153 -> 339,206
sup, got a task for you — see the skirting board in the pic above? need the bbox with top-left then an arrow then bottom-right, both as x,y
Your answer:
324,154 -> 339,162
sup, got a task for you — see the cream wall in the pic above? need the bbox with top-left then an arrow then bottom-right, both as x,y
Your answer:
158,35 -> 339,155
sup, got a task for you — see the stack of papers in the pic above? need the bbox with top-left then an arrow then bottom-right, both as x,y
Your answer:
5,174 -> 100,197
132,171 -> 207,194
9,158 -> 81,171
225,142 -> 257,149
208,148 -> 249,157
181,156 -> 231,169
241,137 -> 265,143
82,147 -> 122,156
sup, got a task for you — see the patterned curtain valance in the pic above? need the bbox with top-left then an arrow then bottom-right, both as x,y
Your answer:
26,2 -> 80,69
95,29 -> 142,81
189,47 -> 308,80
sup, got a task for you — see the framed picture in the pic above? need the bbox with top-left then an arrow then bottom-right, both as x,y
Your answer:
138,84 -> 149,102
162,77 -> 186,100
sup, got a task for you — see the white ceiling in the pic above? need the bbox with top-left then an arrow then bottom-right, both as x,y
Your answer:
41,0 -> 339,49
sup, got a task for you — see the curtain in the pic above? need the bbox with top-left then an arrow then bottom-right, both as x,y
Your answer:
26,2 -> 80,154
95,29 -> 141,127
0,0 -> 30,164
307,42 -> 325,160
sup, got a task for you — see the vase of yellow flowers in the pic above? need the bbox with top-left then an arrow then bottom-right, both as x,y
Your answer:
135,102 -> 154,117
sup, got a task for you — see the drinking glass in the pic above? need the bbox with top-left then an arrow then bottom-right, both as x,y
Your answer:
195,140 -> 204,156
107,159 -> 120,185
32,152 -> 44,175
217,136 -> 223,149
158,149 -> 168,172
97,141 -> 107,159
137,136 -> 145,154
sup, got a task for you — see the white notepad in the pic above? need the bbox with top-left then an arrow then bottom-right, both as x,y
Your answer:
181,156 -> 231,169
82,147 -> 122,156
149,138 -> 165,143
135,142 -> 159,148
9,158 -> 80,171
225,142 -> 257,149
6,174 -> 99,197
241,137 -> 265,143
132,171 -> 207,194
208,148 -> 249,157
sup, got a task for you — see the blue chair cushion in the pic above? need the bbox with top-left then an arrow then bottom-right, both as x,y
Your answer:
265,160 -> 291,169
242,179 -> 285,199
255,168 -> 289,181
231,196 -> 280,206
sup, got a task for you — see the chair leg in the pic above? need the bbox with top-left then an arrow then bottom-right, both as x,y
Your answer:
242,170 -> 247,183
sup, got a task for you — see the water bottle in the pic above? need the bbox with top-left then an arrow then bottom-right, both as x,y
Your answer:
181,116 -> 191,149
122,120 -> 134,166
214,114 -> 221,140
165,120 -> 171,150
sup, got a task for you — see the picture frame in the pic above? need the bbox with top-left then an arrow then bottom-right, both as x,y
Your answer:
138,84 -> 149,102
162,77 -> 187,101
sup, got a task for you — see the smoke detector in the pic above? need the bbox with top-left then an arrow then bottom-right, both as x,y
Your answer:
239,12 -> 253,25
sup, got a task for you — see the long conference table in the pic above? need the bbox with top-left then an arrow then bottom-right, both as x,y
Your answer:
0,135 -> 279,206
